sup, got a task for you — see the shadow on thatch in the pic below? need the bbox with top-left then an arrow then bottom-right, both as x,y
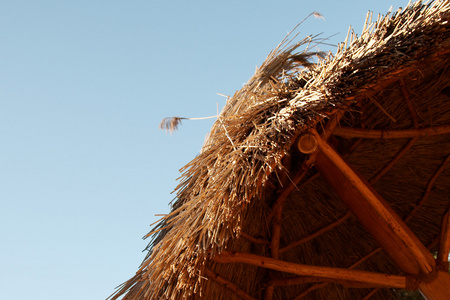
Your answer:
110,1 -> 450,299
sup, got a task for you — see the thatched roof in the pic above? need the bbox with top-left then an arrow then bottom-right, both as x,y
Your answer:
110,1 -> 450,299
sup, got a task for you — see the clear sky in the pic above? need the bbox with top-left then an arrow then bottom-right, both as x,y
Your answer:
0,1 -> 409,299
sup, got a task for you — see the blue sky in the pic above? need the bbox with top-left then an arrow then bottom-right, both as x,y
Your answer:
0,1 -> 408,299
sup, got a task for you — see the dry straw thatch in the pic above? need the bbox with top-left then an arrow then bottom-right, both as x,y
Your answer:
110,1 -> 450,299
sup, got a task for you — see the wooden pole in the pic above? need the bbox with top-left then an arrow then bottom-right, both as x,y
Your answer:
214,251 -> 407,289
300,131 -> 450,299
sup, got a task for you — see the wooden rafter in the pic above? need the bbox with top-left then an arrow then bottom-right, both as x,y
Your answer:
291,248 -> 383,299
272,247 -> 382,288
214,251 -> 408,289
269,276 -> 324,287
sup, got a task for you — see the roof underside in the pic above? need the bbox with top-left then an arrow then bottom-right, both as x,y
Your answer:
110,1 -> 450,299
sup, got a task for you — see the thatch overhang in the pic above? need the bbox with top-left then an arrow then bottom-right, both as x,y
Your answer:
111,1 -> 450,299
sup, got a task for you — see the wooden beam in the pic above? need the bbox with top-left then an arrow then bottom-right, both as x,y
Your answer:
289,248 -> 383,298
333,124 -> 450,139
269,275 -> 382,288
307,131 -> 435,276
214,251 -> 407,289
269,276 -> 324,287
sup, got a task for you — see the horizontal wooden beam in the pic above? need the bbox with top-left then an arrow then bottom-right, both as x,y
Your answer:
308,131 -> 435,276
333,124 -> 450,139
269,275 -> 386,288
214,251 -> 407,289
269,276 -> 324,287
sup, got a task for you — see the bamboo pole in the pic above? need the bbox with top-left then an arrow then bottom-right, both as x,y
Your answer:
214,251 -> 407,289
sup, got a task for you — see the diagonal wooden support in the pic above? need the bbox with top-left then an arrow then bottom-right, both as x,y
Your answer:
300,130 -> 450,299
